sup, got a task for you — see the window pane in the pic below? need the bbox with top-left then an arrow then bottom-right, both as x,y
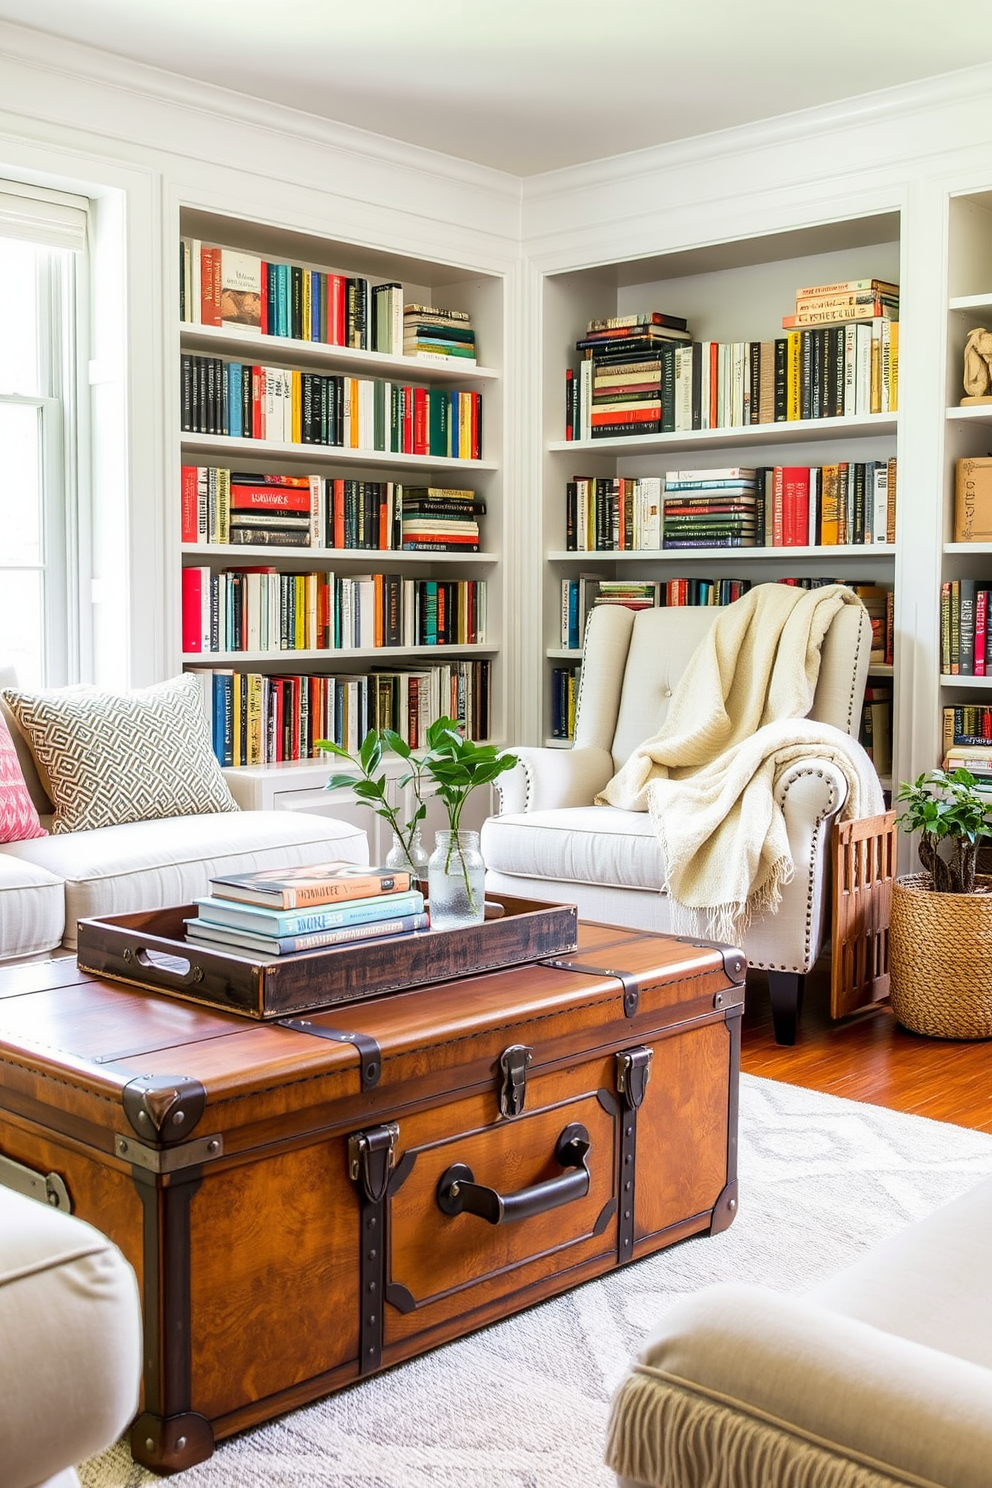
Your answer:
0,239 -> 40,396
0,569 -> 44,686
0,401 -> 42,563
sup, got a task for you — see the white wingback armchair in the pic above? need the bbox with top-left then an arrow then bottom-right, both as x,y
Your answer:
482,598 -> 877,1045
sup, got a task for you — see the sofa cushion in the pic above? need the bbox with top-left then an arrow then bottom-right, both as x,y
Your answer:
0,853 -> 65,959
808,1172 -> 992,1369
6,809 -> 369,948
482,805 -> 666,892
0,711 -> 46,843
2,674 -> 238,835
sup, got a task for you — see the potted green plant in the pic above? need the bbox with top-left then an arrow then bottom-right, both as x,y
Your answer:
890,766 -> 992,1037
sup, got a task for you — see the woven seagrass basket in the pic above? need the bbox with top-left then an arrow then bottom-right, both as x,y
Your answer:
889,873 -> 992,1039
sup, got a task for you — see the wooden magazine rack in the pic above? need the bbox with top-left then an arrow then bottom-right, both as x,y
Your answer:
831,809 -> 897,1019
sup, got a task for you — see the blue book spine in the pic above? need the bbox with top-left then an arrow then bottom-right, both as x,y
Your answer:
276,264 -> 290,338
194,889 -> 425,937
310,271 -> 322,342
227,364 -> 242,438
266,262 -> 278,337
187,911 -> 430,955
567,580 -> 579,650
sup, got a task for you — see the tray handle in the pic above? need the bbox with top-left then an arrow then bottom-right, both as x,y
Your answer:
435,1123 -> 590,1225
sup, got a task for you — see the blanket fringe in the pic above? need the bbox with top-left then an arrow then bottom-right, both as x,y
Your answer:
666,851 -> 794,945
606,1373 -> 914,1488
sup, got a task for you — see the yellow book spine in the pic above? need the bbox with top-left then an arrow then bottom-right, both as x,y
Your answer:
301,273 -> 312,343
787,332 -> 802,421
889,321 -> 899,413
291,370 -> 302,443
295,574 -> 305,650
871,322 -> 882,414
349,378 -> 360,448
246,673 -> 262,765
459,391 -> 471,459
231,672 -> 242,767
819,464 -> 840,545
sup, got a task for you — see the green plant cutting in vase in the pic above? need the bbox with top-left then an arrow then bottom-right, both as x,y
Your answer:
421,717 -> 518,910
317,727 -> 433,875
317,718 -> 518,912
895,766 -> 989,894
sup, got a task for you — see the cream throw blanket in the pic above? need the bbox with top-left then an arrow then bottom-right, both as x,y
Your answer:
596,582 -> 884,942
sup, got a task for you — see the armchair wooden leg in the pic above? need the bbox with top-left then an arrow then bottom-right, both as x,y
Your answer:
767,971 -> 805,1047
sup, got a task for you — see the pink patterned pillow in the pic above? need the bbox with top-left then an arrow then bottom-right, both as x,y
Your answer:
0,711 -> 47,842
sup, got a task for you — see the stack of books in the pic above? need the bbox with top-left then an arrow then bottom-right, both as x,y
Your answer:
663,469 -> 759,549
185,862 -> 429,957
567,312 -> 692,440
400,486 -> 484,552
590,580 -> 660,611
781,278 -> 899,417
782,278 -> 899,330
403,305 -> 477,363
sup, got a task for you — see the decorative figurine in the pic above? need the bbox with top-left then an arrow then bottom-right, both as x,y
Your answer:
962,326 -> 992,403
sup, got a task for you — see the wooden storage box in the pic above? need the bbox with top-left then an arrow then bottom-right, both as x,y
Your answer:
0,923 -> 743,1473
75,894 -> 579,1019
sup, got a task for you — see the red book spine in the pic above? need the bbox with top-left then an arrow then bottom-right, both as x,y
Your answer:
181,465 -> 199,543
413,387 -> 428,455
229,486 -> 311,511
565,367 -> 574,440
181,567 -> 204,652
200,247 -> 221,327
378,486 -> 389,549
976,589 -> 988,677
328,275 -> 346,345
332,478 -> 346,548
291,676 -> 302,760
781,466 -> 810,547
251,366 -> 263,439
471,391 -> 480,459
772,467 -> 784,547
402,386 -> 414,455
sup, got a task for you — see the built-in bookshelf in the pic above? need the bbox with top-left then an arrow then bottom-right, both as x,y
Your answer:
941,192 -> 992,795
541,215 -> 901,788
175,208 -> 505,820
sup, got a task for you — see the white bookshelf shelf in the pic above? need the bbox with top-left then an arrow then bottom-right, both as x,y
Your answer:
181,545 -> 498,565
183,643 -> 498,664
940,674 -> 992,688
180,432 -> 498,472
548,414 -> 897,457
181,322 -> 500,382
949,293 -> 992,313
945,405 -> 992,423
547,545 -> 895,563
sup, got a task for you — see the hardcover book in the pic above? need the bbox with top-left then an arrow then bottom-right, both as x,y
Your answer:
185,910 -> 430,957
209,862 -> 413,908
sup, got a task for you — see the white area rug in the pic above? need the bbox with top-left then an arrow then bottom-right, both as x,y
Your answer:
81,1075 -> 992,1487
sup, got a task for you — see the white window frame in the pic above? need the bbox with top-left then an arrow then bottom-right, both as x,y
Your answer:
0,181 -> 89,687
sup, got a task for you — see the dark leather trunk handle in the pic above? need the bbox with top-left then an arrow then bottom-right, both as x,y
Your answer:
435,1123 -> 590,1225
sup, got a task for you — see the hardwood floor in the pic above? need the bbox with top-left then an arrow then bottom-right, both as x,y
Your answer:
741,967 -> 992,1133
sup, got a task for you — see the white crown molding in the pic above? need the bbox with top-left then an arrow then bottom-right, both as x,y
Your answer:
523,58 -> 992,203
0,18 -> 522,211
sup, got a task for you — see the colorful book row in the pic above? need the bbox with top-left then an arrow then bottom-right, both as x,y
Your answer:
180,240 -> 478,365
943,705 -> 992,750
939,579 -> 992,676
565,323 -> 898,440
181,567 -> 488,654
559,575 -> 752,648
566,461 -> 896,552
181,467 -> 484,552
187,658 -> 492,767
180,354 -> 484,459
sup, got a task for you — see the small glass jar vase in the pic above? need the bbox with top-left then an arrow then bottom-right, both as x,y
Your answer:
385,828 -> 429,889
428,829 -> 485,930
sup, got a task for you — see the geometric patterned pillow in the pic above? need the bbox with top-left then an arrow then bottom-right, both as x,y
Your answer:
0,709 -> 47,842
1,673 -> 239,835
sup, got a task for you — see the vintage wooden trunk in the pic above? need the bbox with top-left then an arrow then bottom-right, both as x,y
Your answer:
0,922 -> 743,1475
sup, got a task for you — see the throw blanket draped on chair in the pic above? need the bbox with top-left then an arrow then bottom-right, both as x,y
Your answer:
596,582 -> 885,942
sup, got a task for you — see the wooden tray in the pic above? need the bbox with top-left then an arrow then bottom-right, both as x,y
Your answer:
75,894 -> 579,1019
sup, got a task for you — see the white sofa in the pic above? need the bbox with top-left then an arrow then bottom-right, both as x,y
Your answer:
607,1174 -> 992,1488
0,684 -> 368,963
0,1184 -> 142,1488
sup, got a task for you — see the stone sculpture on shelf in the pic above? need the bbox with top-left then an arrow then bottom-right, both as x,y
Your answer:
962,326 -> 992,403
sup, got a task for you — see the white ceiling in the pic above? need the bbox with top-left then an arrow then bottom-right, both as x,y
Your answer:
4,0 -> 992,176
